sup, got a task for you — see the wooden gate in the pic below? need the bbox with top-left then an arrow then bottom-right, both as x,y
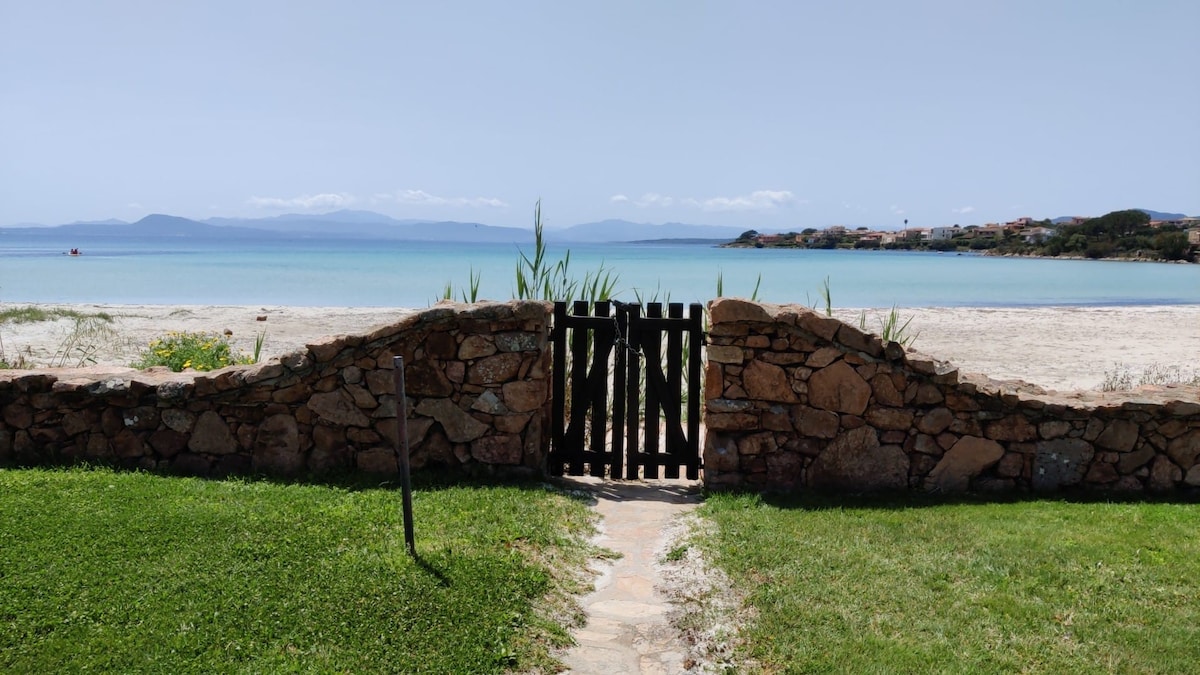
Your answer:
549,301 -> 703,480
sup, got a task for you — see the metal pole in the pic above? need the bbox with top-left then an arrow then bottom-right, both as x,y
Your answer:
392,356 -> 416,556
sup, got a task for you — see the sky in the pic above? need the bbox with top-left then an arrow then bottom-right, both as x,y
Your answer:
2,0 -> 1198,230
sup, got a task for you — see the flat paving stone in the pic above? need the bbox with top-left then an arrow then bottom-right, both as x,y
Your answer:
558,477 -> 702,675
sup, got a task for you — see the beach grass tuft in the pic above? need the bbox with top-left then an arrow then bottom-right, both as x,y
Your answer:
0,305 -> 113,325
0,306 -> 118,368
133,331 -> 253,372
0,467 -> 599,673
1101,363 -> 1200,391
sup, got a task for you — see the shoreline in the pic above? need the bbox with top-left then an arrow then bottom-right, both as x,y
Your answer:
2,302 -> 1198,393
719,243 -> 1197,265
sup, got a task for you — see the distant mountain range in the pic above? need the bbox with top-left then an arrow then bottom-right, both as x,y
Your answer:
2,208 -> 1192,243
1050,209 -> 1190,225
0,210 -> 750,244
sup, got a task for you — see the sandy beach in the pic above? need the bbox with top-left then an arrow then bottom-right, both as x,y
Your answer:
1,302 -> 1197,392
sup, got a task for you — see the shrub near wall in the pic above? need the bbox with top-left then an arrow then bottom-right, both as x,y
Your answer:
0,301 -> 552,478
703,298 -> 1200,495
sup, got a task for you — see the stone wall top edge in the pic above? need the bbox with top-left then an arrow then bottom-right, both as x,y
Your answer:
706,298 -> 1200,408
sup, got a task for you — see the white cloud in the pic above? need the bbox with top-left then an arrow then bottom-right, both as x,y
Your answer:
248,192 -> 356,210
625,189 -> 798,211
126,202 -> 143,209
380,189 -> 508,208
685,190 -> 797,212
890,205 -> 906,215
952,206 -> 976,214
634,193 -> 675,208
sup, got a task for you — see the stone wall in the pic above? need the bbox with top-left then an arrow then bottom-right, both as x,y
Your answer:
703,298 -> 1200,495
0,301 -> 552,477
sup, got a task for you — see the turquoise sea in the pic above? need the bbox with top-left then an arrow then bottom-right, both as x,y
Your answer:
1,233 -> 1198,308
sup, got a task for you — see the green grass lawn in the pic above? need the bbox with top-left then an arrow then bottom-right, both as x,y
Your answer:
697,493 -> 1200,674
0,467 -> 598,673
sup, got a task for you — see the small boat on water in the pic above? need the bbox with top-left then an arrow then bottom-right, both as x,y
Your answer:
66,248 -> 82,256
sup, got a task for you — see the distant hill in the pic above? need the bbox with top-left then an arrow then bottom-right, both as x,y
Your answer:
7,211 -> 534,243
209,214 -> 533,243
550,219 -> 751,243
67,218 -> 130,226
1135,209 -> 1190,220
27,214 -> 276,239
3,210 -> 762,243
1051,209 -> 1192,225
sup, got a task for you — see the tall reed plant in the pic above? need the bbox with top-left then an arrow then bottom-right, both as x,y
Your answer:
515,200 -> 619,302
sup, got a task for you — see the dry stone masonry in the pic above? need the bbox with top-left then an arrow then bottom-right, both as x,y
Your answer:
704,298 -> 1200,495
3,297 -> 1199,498
0,301 -> 552,478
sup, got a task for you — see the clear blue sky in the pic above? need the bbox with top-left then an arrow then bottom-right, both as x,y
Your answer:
2,0 -> 1197,230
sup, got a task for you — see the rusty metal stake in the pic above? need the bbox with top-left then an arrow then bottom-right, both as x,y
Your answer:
392,356 -> 416,556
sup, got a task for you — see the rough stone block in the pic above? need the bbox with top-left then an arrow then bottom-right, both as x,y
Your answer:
706,345 -> 744,364
866,407 -> 914,431
808,427 -> 906,492
471,434 -> 523,465
917,407 -> 954,435
1148,455 -> 1182,493
1095,419 -> 1139,452
356,447 -> 399,474
709,297 -> 773,325
1167,430 -> 1200,469
807,361 -> 870,415
307,390 -> 371,428
415,398 -> 488,443
253,414 -> 304,475
743,360 -> 797,403
467,353 -> 523,385
1038,420 -> 1071,440
926,436 -> 1004,493
796,311 -> 841,341
705,412 -> 760,431
1032,438 -> 1095,492
502,381 -> 547,413
870,374 -> 904,407
985,415 -> 1038,442
188,411 -> 237,455
703,434 -> 740,473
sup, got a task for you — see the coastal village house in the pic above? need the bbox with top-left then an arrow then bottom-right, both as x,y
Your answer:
753,213 -> 1200,252
1022,226 -> 1055,243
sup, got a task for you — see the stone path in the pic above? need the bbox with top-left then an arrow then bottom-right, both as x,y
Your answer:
559,477 -> 703,674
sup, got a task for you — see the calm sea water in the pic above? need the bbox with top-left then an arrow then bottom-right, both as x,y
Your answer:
2,233 -> 1198,308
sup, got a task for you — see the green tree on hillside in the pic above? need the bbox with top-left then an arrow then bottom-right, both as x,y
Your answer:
1156,231 -> 1190,260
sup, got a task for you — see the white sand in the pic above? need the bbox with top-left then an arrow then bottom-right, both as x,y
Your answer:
0,304 -> 415,371
840,305 -> 1200,391
2,302 -> 1198,392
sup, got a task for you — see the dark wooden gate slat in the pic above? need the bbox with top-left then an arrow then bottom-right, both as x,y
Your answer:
567,300 -> 590,476
642,359 -> 689,459
664,303 -> 684,479
687,303 -> 704,480
624,303 -> 641,480
587,302 -> 612,477
610,307 -> 628,480
641,303 -> 662,479
550,302 -> 568,475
